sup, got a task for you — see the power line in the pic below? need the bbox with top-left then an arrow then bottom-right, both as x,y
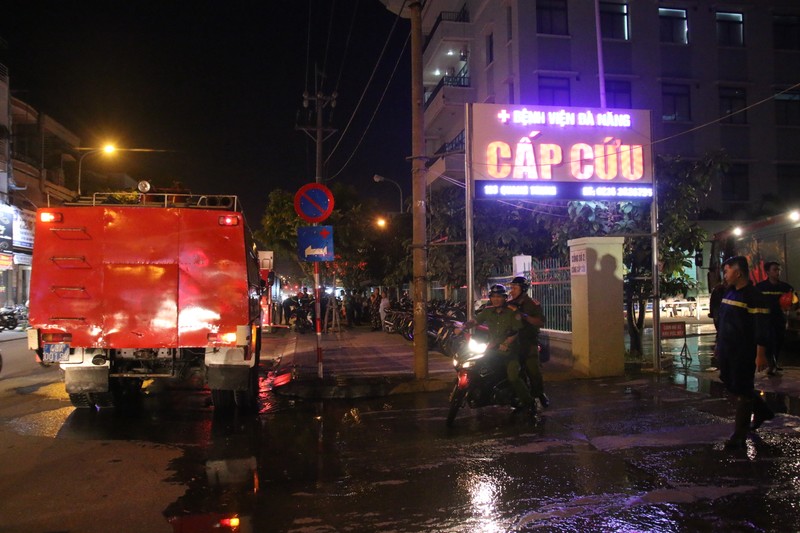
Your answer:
324,0 -> 407,168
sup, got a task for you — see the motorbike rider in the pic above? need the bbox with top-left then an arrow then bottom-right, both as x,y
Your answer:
455,284 -> 535,416
507,276 -> 550,410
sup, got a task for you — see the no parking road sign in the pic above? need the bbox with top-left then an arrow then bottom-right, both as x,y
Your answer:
294,183 -> 335,223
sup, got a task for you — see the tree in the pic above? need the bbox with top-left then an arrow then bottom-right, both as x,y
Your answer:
256,184 -> 409,292
535,152 -> 725,359
427,186 -> 551,293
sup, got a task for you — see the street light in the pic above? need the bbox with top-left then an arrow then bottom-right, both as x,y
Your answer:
75,145 -> 170,196
373,174 -> 403,213
76,144 -> 116,196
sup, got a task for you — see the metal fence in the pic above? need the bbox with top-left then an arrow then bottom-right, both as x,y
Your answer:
487,257 -> 572,333
530,258 -> 572,332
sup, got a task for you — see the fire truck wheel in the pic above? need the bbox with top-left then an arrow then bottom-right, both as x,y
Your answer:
69,393 -> 94,408
211,389 -> 235,410
234,367 -> 259,412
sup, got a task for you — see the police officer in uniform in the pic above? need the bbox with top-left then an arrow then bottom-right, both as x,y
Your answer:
506,276 -> 550,411
457,284 -> 534,416
716,256 -> 773,450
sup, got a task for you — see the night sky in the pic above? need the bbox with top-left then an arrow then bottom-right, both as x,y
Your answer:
1,0 -> 412,224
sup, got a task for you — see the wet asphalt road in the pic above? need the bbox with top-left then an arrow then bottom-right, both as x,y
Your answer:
2,335 -> 800,532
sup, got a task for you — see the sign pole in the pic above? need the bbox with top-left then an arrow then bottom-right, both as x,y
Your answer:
314,261 -> 323,379
293,183 -> 336,381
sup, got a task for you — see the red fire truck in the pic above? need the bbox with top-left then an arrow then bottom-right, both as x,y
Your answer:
27,185 -> 263,411
709,209 -> 800,335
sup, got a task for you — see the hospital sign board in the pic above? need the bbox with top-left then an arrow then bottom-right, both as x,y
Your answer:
469,104 -> 653,200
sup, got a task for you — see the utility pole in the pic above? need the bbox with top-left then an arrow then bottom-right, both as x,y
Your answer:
299,89 -> 337,379
409,0 -> 428,379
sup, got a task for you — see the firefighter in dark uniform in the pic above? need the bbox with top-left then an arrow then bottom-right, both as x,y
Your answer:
754,261 -> 796,375
716,256 -> 773,450
456,284 -> 534,416
506,276 -> 549,411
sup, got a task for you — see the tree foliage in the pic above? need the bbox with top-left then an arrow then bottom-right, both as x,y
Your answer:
534,152 -> 725,358
255,184 -> 411,291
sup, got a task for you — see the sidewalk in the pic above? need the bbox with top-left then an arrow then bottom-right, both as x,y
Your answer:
262,324 -> 584,398
263,323 -> 800,405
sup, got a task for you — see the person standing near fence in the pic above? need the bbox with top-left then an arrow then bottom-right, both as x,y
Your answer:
716,256 -> 773,451
507,276 -> 549,411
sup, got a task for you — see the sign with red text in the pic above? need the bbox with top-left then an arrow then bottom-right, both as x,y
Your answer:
469,104 -> 653,200
660,321 -> 686,339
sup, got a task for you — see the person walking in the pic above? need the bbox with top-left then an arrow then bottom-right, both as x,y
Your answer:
378,291 -> 390,331
754,261 -> 796,375
370,289 -> 382,331
716,256 -> 774,451
506,276 -> 549,411
455,284 -> 534,417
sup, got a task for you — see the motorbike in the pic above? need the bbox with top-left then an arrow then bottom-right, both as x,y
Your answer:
446,329 -> 532,427
0,306 -> 20,331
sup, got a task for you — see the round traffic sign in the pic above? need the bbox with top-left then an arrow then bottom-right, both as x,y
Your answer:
294,183 -> 335,223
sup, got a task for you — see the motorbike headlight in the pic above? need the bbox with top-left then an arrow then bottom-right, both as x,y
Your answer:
468,338 -> 488,354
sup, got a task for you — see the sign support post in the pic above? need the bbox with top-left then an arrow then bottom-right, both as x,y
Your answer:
294,184 -> 335,380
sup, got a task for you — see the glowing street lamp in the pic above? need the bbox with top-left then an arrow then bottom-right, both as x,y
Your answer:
75,144 -> 170,196
376,217 -> 388,228
76,144 -> 116,196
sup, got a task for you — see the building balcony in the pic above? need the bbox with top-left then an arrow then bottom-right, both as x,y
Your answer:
424,75 -> 474,134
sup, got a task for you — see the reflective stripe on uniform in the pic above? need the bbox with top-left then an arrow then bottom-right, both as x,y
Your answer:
721,298 -> 770,314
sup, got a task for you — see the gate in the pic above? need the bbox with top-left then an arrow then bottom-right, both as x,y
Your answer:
530,257 -> 572,333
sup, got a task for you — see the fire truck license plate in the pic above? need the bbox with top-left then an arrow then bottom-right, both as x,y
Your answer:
43,343 -> 70,362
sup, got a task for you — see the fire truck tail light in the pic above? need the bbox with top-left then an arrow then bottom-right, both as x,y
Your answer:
42,332 -> 72,343
219,215 -> 239,226
207,332 -> 238,345
219,516 -> 240,528
40,212 -> 63,223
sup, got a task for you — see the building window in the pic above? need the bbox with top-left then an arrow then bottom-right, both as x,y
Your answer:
721,164 -> 749,202
537,0 -> 568,36
506,6 -> 513,42
659,8 -> 688,44
717,12 -> 744,47
600,2 -> 629,41
774,14 -> 800,50
605,80 -> 632,108
539,76 -> 570,106
719,87 -> 747,124
777,164 -> 800,203
486,32 -> 494,65
775,89 -> 800,126
662,83 -> 691,122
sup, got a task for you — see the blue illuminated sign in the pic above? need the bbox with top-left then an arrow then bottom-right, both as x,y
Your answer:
476,181 -> 653,200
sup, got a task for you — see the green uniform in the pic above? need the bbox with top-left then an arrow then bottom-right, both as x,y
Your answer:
508,293 -> 545,397
472,305 -> 531,407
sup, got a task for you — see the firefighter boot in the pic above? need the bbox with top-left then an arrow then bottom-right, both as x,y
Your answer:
725,397 -> 753,451
751,392 -> 775,431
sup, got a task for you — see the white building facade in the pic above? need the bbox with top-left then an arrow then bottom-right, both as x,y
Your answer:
422,0 -> 800,218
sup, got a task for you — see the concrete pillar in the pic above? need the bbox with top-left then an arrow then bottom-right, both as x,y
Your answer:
568,237 -> 625,377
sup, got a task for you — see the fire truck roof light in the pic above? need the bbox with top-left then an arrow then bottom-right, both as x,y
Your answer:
219,215 -> 239,226
40,212 -> 63,223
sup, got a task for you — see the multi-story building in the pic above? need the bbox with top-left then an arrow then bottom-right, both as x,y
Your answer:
422,0 -> 800,219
